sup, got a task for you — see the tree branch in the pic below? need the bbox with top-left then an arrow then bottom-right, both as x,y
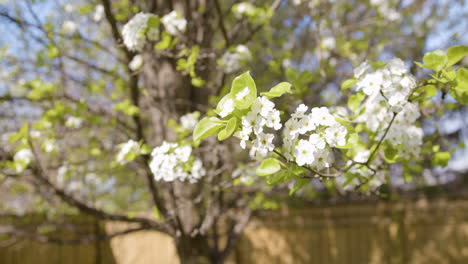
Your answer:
26,137 -> 173,235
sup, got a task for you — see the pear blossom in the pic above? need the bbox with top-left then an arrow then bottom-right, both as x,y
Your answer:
66,116 -> 83,129
93,4 -> 104,22
294,140 -> 316,166
220,45 -> 252,73
62,21 -> 77,34
149,142 -> 205,182
116,139 -> 140,165
14,149 -> 33,173
233,2 -> 255,18
43,139 -> 58,153
129,55 -> 144,71
162,11 -> 187,36
122,13 -> 158,51
324,125 -> 347,147
180,112 -> 199,131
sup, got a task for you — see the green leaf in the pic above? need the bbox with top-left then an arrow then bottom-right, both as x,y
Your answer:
451,68 -> 468,105
457,68 -> 468,84
260,82 -> 292,98
191,77 -> 205,87
347,92 -> 365,112
422,85 -> 437,98
217,117 -> 237,141
193,117 -> 224,142
384,144 -> 398,163
432,152 -> 450,167
266,171 -> 288,185
336,133 -> 359,149
47,44 -> 60,58
215,93 -> 234,116
289,178 -> 308,195
422,50 -> 448,72
447,45 -> 468,66
231,71 -> 257,109
147,16 -> 160,28
256,158 -> 281,176
114,100 -> 139,116
341,78 -> 357,90
155,32 -> 176,50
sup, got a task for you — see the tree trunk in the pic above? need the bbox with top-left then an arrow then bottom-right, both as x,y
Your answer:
174,232 -> 239,264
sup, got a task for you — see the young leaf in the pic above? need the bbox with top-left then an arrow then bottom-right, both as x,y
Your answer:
341,78 -> 357,90
193,117 -> 224,142
457,68 -> 468,84
432,151 -> 450,167
231,71 -> 257,109
347,92 -> 365,112
266,171 -> 288,185
217,117 -> 237,141
289,178 -> 309,195
256,158 -> 281,176
260,82 -> 292,98
336,133 -> 359,149
384,144 -> 398,163
422,50 -> 448,72
447,45 -> 468,67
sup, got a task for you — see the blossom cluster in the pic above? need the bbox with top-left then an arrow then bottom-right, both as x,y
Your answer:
161,11 -> 187,36
122,11 -> 187,52
370,0 -> 401,21
353,58 -> 423,159
237,96 -> 282,159
116,139 -> 141,165
220,45 -> 252,74
232,2 -> 256,19
14,148 -> 33,173
122,13 -> 159,51
149,142 -> 206,183
283,105 -> 347,169
180,112 -> 199,131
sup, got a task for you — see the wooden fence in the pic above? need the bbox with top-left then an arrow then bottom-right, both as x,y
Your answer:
2,199 -> 468,263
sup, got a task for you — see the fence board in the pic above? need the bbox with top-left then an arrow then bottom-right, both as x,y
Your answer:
1,200 -> 468,263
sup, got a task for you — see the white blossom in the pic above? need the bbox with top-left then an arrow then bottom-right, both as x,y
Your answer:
64,4 -> 74,13
62,21 -> 77,34
352,58 -> 423,160
43,139 -> 58,153
129,54 -> 144,71
122,13 -> 157,51
149,142 -> 205,182
250,132 -> 274,159
354,61 -> 370,78
162,11 -> 187,36
311,149 -> 333,170
116,139 -> 140,165
311,107 -> 336,126
180,112 -> 199,131
65,116 -> 83,129
356,71 -> 383,95
220,45 -> 252,73
251,96 -> 275,117
233,2 -> 255,18
294,140 -> 316,166
324,124 -> 347,147
93,4 -> 104,22
14,149 -> 33,173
